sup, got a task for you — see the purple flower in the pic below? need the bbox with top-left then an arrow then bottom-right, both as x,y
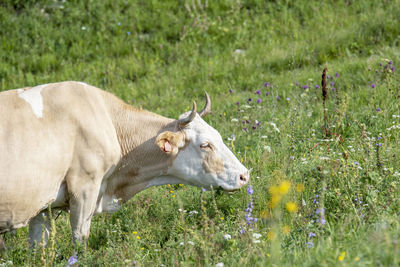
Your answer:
265,91 -> 270,96
389,60 -> 393,65
306,241 -> 314,248
117,22 -> 121,26
256,121 -> 261,126
245,120 -> 250,124
302,85 -> 309,89
315,84 -> 320,89
242,127 -> 248,132
276,95 -> 281,100
201,188 -> 207,192
248,98 -> 252,102
330,81 -> 335,86
376,143 -> 382,147
390,66 -> 395,72
327,74 -> 331,79
316,208 -> 325,215
354,161 -> 360,166
379,62 -> 383,66
317,218 -> 326,225
256,90 -> 261,95
247,185 -> 254,195
290,156 -> 294,160
252,125 -> 257,130
332,88 -> 336,92
67,255 -> 78,266
239,228 -> 245,234
236,101 -> 240,106
376,107 -> 381,112
286,97 -> 290,101
371,83 -> 375,88
127,31 -> 131,35
257,98 -> 262,103
264,82 -> 270,87
295,81 -> 299,86
335,72 -> 339,78
308,232 -> 316,238
229,89 -> 234,93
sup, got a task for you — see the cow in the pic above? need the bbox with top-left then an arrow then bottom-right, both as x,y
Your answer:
0,81 -> 249,247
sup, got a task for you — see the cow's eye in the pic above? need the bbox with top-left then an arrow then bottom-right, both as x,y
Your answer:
200,143 -> 212,150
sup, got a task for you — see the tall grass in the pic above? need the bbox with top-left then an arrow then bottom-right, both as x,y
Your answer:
1,0 -> 400,266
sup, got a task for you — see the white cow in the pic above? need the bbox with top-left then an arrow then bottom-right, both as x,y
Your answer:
0,82 -> 249,246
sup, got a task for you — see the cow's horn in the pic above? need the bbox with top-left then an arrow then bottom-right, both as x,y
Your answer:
179,101 -> 197,126
198,92 -> 211,118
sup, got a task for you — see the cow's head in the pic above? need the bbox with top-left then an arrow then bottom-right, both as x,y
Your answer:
156,93 -> 249,191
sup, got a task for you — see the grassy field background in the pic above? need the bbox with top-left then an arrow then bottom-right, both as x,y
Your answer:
1,0 -> 400,266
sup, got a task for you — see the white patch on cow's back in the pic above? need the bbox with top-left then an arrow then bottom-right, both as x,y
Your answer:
17,84 -> 47,118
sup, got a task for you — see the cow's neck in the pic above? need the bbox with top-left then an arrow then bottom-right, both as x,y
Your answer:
102,92 -> 180,202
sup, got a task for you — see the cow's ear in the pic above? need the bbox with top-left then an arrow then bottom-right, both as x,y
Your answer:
156,131 -> 185,155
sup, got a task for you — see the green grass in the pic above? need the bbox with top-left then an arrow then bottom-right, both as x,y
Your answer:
1,0 -> 400,266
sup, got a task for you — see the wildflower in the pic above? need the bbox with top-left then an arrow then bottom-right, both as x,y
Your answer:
279,181 -> 291,195
136,236 -> 141,240
220,217 -> 224,221
330,81 -> 335,86
256,90 -> 261,95
290,156 -> 294,160
247,185 -> 254,195
229,88 -> 234,93
215,263 -> 224,267
228,133 -> 236,140
189,210 -> 199,215
239,228 -> 245,234
338,251 -> 346,261
353,161 -> 360,166
117,22 -> 121,26
285,202 -> 298,213
236,101 -> 240,106
242,127 -> 248,132
252,233 -> 262,239
376,107 -> 381,112
172,195 -> 175,198
327,74 -> 331,79
141,247 -> 145,250
302,85 -> 309,89
248,98 -> 252,102
201,188 -> 207,192
354,257 -> 360,262
332,88 -> 336,92
253,239 -> 261,243
256,98 -> 262,103
371,83 -> 375,88
306,241 -> 314,248
264,82 -> 270,87
132,231 -> 137,235
127,31 -> 131,35
315,84 -> 320,89
169,190 -> 174,193
389,60 -> 393,64
81,26 -> 86,30
224,234 -> 232,240
295,184 -> 305,193
67,255 -> 78,266
335,72 -> 339,78
267,231 -> 276,241
264,145 -> 271,152
316,217 -> 326,225
316,208 -> 325,215
276,95 -> 281,100
265,91 -> 270,96
308,232 -> 316,238
282,225 -> 291,235
188,241 -> 195,245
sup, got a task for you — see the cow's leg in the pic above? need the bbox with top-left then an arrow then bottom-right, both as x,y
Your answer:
68,179 -> 102,244
28,211 -> 51,247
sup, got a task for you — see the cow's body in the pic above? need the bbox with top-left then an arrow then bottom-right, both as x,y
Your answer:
0,82 -> 249,246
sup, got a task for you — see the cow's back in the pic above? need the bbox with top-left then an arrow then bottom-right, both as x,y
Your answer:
0,82 -> 119,232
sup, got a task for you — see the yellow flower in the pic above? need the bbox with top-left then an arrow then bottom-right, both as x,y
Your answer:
169,190 -> 174,193
269,185 -> 279,195
338,251 -> 346,261
132,231 -> 137,235
278,181 -> 291,195
267,231 -> 276,241
266,253 -> 271,257
136,236 -> 141,240
354,257 -> 360,262
220,217 -> 225,221
141,247 -> 145,250
269,195 -> 282,208
172,195 -> 176,198
295,183 -> 305,193
282,225 -> 291,235
285,202 -> 298,213
178,184 -> 183,187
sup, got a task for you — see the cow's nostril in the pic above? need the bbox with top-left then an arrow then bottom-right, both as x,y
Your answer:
239,174 -> 248,184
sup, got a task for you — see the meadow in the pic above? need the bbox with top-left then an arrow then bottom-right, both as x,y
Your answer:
1,0 -> 400,266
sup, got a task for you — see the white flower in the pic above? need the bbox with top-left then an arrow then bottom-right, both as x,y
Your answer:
270,122 -> 280,133
252,233 -> 262,239
188,241 -> 195,245
216,263 -> 224,267
263,145 -> 271,152
81,26 -> 86,30
179,242 -> 184,246
231,118 -> 239,122
307,111 -> 312,117
234,49 -> 245,54
189,210 -> 199,215
224,234 -> 232,240
252,239 -> 261,243
261,135 -> 268,139
243,105 -> 252,109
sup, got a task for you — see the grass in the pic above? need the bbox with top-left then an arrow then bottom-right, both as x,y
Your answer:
1,0 -> 400,266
